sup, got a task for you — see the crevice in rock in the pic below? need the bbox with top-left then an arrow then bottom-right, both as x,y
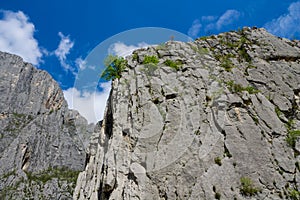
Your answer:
228,102 -> 247,110
122,128 -> 130,137
121,188 -> 125,199
236,126 -> 247,140
165,93 -> 177,100
84,153 -> 90,168
247,78 -> 267,86
127,172 -> 138,185
161,86 -> 165,96
104,90 -> 114,139
224,143 -> 232,158
265,55 -> 300,62
98,165 -> 116,200
156,123 -> 167,151
282,97 -> 299,120
158,189 -> 168,200
98,166 -> 105,200
210,107 -> 224,134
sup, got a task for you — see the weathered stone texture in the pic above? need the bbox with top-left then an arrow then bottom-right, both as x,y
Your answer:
74,28 -> 300,199
0,52 -> 93,199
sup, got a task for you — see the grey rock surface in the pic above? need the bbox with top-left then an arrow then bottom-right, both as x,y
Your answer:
74,28 -> 300,199
0,52 -> 93,199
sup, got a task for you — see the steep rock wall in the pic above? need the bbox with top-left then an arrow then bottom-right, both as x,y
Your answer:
74,27 -> 300,199
0,52 -> 93,199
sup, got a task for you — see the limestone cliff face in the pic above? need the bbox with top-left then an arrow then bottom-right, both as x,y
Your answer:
74,28 -> 300,199
0,52 -> 93,199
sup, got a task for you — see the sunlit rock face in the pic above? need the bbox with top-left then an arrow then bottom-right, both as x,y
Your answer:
74,27 -> 300,200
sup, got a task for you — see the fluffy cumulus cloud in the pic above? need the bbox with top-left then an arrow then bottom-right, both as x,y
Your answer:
188,19 -> 202,38
54,32 -> 75,72
108,42 -> 149,57
264,1 -> 300,38
0,10 -> 42,65
63,82 -> 111,124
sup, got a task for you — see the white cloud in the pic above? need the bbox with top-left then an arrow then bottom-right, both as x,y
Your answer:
190,10 -> 241,36
75,57 -> 96,71
75,57 -> 86,70
63,82 -> 111,124
108,42 -> 149,57
216,10 -> 241,30
54,32 -> 74,72
201,16 -> 217,22
0,10 -> 42,65
264,1 -> 300,38
188,19 -> 202,38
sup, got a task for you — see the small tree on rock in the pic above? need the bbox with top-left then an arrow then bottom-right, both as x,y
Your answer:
100,55 -> 128,80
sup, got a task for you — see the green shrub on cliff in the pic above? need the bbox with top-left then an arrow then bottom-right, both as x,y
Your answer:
143,55 -> 159,65
100,55 -> 128,80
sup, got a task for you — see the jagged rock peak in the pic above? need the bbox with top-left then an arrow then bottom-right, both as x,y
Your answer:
74,27 -> 300,200
0,51 -> 94,199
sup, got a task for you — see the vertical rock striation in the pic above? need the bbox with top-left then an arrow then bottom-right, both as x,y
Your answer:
74,28 -> 300,199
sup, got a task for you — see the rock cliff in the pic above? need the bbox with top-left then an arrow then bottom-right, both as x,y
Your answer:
0,52 -> 93,199
74,28 -> 300,199
1,27 -> 300,200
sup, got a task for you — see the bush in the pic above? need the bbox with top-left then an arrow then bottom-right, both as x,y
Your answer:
288,188 -> 300,200
26,167 -> 80,185
240,177 -> 260,196
1,170 -> 16,179
226,80 -> 243,93
222,59 -> 234,72
214,54 -> 235,72
226,81 -> 259,94
191,46 -> 209,55
215,192 -> 221,200
100,55 -> 128,80
214,157 -> 222,166
286,130 -> 300,148
132,53 -> 138,61
244,86 -> 260,94
238,47 -> 251,62
275,106 -> 283,117
164,59 -> 183,71
142,55 -> 159,65
198,36 -> 212,40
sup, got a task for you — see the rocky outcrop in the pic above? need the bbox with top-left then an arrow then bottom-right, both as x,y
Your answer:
0,52 -> 93,199
74,28 -> 300,199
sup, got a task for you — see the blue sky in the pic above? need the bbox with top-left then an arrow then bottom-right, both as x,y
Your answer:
1,0 -> 300,123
